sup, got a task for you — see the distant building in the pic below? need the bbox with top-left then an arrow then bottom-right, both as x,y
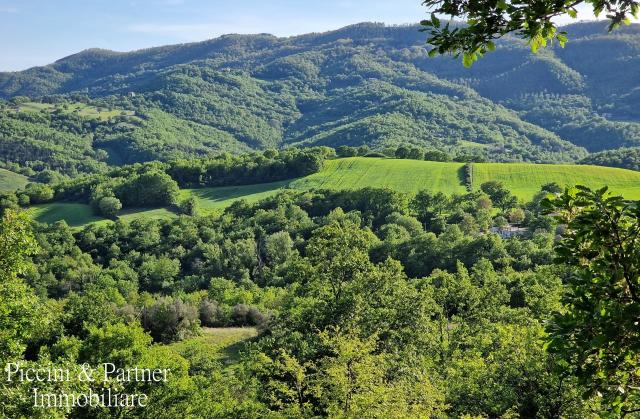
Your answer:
490,225 -> 529,239
128,92 -> 136,97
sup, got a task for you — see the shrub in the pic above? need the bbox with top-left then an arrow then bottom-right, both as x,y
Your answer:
98,197 -> 122,218
23,183 -> 54,204
199,298 -> 225,327
141,297 -> 200,343
231,304 -> 267,326
178,196 -> 199,216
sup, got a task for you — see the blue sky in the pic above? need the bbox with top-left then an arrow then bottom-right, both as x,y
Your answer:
0,0 -> 429,71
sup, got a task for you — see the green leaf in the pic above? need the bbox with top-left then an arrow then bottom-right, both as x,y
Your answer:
462,52 -> 474,68
431,14 -> 441,29
428,48 -> 439,58
557,33 -> 568,47
486,41 -> 496,52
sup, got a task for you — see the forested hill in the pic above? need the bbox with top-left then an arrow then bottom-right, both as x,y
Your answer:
2,21 -> 640,171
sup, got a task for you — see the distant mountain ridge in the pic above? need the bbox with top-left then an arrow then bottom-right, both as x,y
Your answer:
1,21 -> 640,172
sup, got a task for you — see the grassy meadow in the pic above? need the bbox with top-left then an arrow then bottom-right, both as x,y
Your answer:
473,163 -> 640,200
169,328 -> 259,365
27,157 -> 640,227
289,158 -> 467,194
0,168 -> 28,191
15,101 -> 137,121
30,203 -> 106,227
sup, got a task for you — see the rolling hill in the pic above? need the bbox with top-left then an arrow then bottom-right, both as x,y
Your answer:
473,163 -> 640,199
32,158 -> 640,227
3,21 -> 640,174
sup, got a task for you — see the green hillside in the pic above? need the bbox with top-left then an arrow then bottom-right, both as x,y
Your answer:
290,158 -> 466,194
32,157 -> 640,228
8,22 -> 640,171
473,163 -> 640,200
179,158 -> 466,211
182,180 -> 293,211
0,168 -> 28,191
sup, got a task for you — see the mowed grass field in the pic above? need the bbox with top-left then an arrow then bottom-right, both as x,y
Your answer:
0,168 -> 29,191
473,163 -> 640,200
30,203 -> 106,227
290,158 -> 467,194
27,158 -> 640,227
181,180 -> 293,211
180,158 -> 467,210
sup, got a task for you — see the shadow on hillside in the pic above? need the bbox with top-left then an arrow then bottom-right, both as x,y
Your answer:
188,179 -> 297,203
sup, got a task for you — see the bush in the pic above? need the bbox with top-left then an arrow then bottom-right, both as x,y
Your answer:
199,298 -> 225,327
17,194 -> 30,206
98,197 -> 122,218
395,146 -> 410,159
23,183 -> 54,204
231,304 -> 267,326
141,297 -> 200,343
336,146 -> 358,157
34,170 -> 65,185
424,149 -> 452,162
179,196 -> 199,216
115,171 -> 179,208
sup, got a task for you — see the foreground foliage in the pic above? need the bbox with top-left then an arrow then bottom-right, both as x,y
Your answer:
545,187 -> 640,414
4,178 -> 634,416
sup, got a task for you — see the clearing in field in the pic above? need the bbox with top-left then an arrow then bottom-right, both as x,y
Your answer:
169,328 -> 259,365
473,163 -> 640,200
14,101 -> 137,121
0,168 -> 29,191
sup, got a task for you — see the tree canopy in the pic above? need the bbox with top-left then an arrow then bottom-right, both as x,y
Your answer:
421,0 -> 640,65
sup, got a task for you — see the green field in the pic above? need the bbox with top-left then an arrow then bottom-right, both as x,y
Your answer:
181,180 -> 293,211
0,168 -> 29,191
177,158 -> 466,212
169,327 -> 258,365
473,163 -> 640,200
291,158 -> 467,193
28,158 -> 640,227
15,101 -> 137,121
118,207 -> 178,223
30,203 -> 106,227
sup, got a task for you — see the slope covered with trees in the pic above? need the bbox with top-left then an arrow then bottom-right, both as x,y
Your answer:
2,21 -> 640,173
3,175 -> 638,415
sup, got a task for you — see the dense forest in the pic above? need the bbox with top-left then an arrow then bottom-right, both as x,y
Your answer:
2,21 -> 640,176
4,172 -> 639,416
580,147 -> 640,171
